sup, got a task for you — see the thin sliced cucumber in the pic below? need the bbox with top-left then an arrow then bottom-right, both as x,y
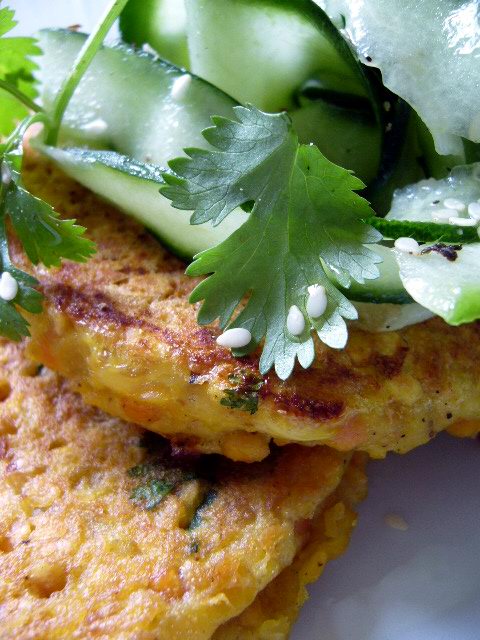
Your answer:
35,29 -> 249,260
395,244 -> 480,325
290,100 -> 380,183
387,163 -> 480,224
184,0 -> 381,182
322,0 -> 480,155
185,0 -> 371,112
415,115 -> 467,181
37,29 -> 236,168
37,146 -> 247,260
120,0 -> 189,69
121,0 -> 382,181
386,166 -> 480,324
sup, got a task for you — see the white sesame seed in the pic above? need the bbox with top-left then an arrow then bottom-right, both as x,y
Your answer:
1,162 -> 11,186
384,513 -> 409,531
0,272 -> 18,301
216,328 -> 252,349
306,284 -> 328,319
443,198 -> 466,212
448,216 -> 477,227
171,74 -> 192,102
431,209 -> 453,221
394,237 -> 420,254
467,202 -> 480,220
287,305 -> 305,336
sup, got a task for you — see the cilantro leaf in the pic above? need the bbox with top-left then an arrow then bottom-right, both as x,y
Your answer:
3,146 -> 96,267
0,4 -> 41,136
162,106 -> 381,379
127,458 -> 196,512
130,480 -> 174,511
0,4 -> 15,35
220,372 -> 264,415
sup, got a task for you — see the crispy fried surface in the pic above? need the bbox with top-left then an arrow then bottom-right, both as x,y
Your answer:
16,150 -> 480,462
447,421 -> 480,439
0,339 -> 366,639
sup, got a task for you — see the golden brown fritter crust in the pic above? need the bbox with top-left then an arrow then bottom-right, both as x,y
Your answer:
15,150 -> 480,462
0,338 -> 366,639
214,455 -> 366,639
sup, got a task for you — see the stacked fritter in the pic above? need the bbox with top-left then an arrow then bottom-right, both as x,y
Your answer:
0,339 -> 366,639
1,150 -> 478,639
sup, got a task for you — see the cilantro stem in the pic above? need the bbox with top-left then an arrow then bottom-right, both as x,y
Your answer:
3,112 -> 48,154
0,79 -> 43,114
45,0 -> 129,146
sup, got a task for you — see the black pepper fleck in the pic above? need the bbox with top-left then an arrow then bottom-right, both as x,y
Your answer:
421,243 -> 462,262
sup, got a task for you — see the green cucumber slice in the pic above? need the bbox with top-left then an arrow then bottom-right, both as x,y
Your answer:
35,29 -> 250,260
322,0 -> 480,155
118,0 -> 383,181
290,100 -> 380,183
36,29 -> 236,168
185,0 -> 371,112
120,0 -> 189,69
387,163 -> 480,223
415,115 -> 467,181
395,244 -> 480,325
184,0 -> 381,182
386,166 -> 480,324
37,146 -> 247,260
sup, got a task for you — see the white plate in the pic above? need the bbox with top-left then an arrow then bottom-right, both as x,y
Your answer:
296,434 -> 480,640
9,3 -> 480,637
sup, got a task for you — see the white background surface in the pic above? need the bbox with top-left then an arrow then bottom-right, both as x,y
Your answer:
8,2 -> 480,638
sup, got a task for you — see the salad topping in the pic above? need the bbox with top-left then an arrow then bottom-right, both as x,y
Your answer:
0,0 -> 479,377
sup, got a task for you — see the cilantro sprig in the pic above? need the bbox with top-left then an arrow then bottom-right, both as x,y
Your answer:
0,117 -> 95,339
163,106 -> 382,379
0,0 -> 128,340
0,4 -> 42,136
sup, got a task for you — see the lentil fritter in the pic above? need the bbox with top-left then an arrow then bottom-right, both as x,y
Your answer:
0,338 -> 366,639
